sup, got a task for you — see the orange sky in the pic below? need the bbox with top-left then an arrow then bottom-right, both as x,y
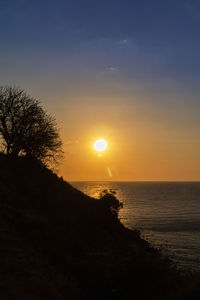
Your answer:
45,92 -> 200,182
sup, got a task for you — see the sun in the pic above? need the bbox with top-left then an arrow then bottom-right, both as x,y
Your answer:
94,139 -> 107,152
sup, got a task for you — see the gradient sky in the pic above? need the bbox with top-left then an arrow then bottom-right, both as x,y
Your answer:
0,0 -> 200,181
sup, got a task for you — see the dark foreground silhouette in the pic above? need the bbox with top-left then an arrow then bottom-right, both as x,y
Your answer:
0,154 -> 199,300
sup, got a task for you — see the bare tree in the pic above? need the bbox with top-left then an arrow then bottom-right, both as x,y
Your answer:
0,86 -> 62,164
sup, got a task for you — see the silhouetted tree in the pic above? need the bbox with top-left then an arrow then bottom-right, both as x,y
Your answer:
99,190 -> 123,217
0,86 -> 62,164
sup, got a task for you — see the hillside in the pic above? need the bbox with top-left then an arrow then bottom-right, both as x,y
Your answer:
0,155 -> 199,300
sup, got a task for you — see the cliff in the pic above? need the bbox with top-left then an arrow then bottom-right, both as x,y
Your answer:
0,155 -> 199,299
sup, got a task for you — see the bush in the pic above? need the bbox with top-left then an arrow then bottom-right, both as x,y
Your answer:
98,189 -> 123,218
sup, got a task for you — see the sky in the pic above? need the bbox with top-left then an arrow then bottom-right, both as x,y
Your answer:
0,0 -> 200,181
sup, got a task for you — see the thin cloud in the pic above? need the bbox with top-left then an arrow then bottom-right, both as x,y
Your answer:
117,38 -> 134,46
109,66 -> 119,73
118,39 -> 129,45
100,66 -> 120,76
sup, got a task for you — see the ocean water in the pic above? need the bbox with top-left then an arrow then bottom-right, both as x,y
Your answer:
71,181 -> 200,271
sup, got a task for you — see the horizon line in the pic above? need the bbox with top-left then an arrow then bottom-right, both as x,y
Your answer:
69,180 -> 200,183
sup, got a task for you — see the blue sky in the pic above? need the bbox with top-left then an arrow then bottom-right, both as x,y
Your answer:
1,0 -> 200,97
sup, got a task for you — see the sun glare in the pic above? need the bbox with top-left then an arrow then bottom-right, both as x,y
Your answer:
94,139 -> 107,152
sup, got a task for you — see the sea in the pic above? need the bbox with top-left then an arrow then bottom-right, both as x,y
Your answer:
71,181 -> 200,272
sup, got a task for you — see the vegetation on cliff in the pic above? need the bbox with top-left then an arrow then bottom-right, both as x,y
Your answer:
0,154 -> 199,300
0,86 -> 62,165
